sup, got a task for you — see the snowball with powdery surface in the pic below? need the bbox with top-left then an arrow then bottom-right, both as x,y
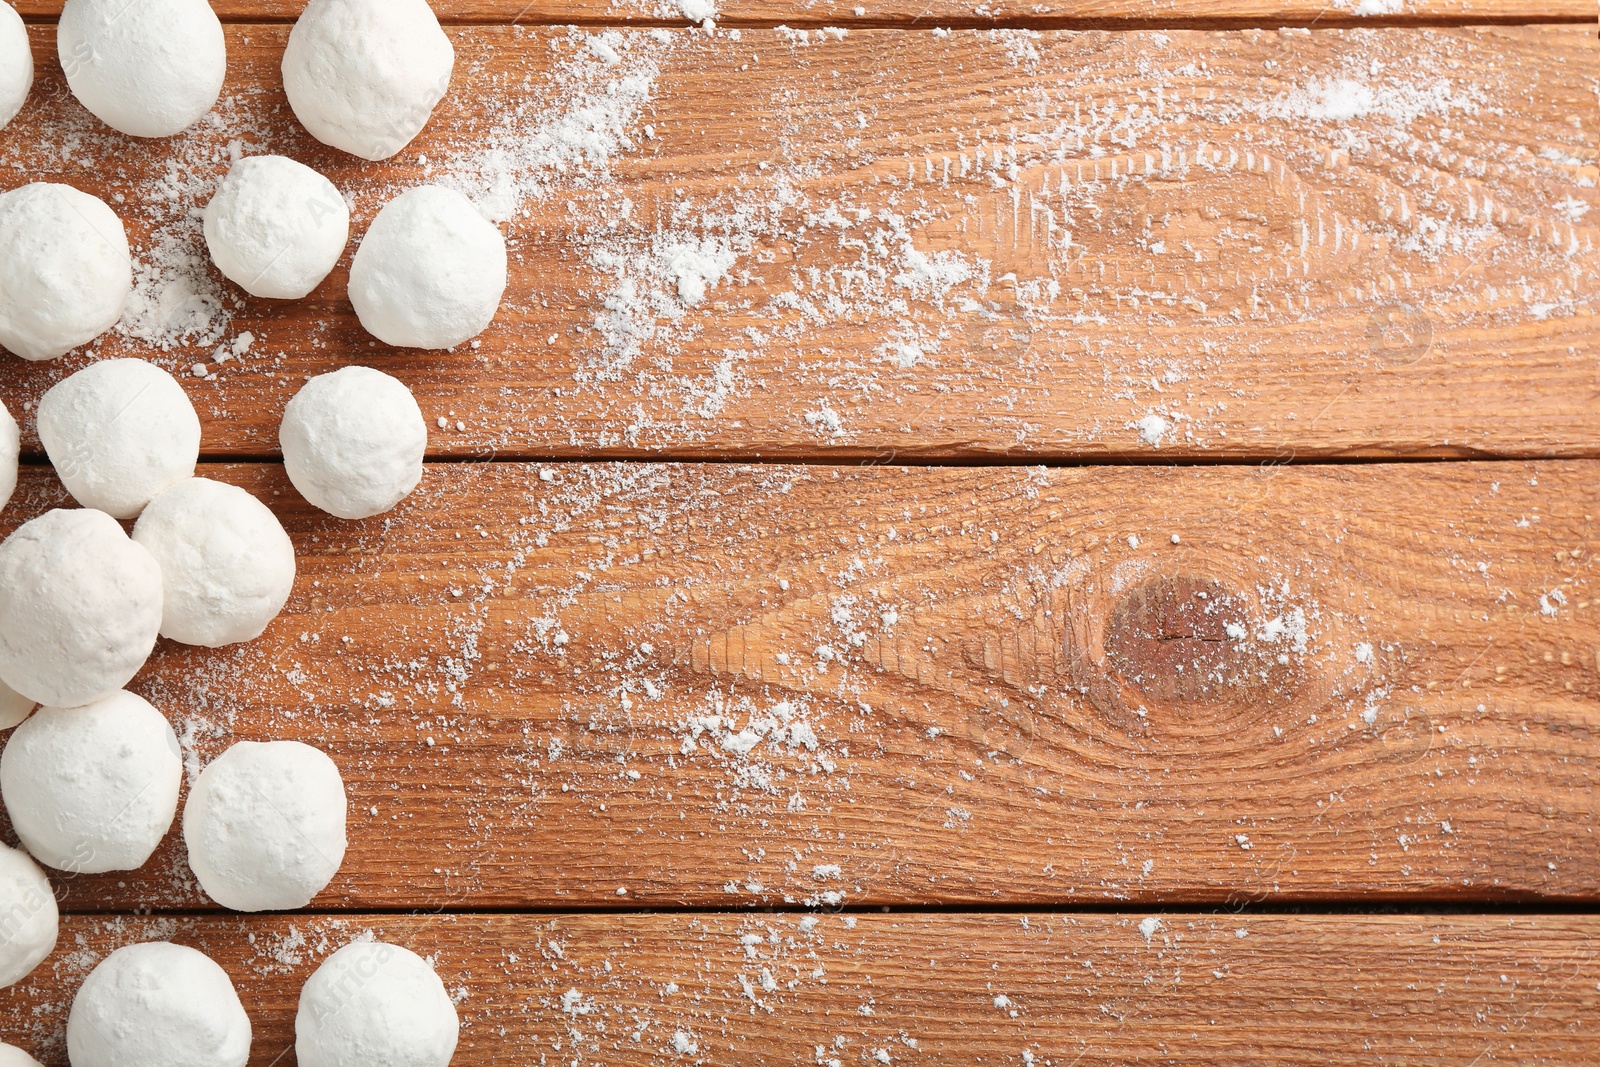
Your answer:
0,677 -> 33,731
38,358 -> 201,519
205,155 -> 351,299
133,478 -> 296,647
0,4 -> 32,130
296,941 -> 459,1067
280,366 -> 427,520
0,398 -> 17,513
68,943 -> 250,1067
184,741 -> 347,912
282,0 -> 454,161
0,184 -> 131,362
0,509 -> 163,708
349,185 -> 507,350
0,844 -> 56,989
0,1045 -> 44,1067
57,0 -> 226,138
0,690 -> 181,874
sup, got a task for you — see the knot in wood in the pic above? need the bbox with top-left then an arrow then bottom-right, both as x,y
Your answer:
1104,575 -> 1247,705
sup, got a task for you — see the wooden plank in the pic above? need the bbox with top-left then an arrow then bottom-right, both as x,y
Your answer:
1,459 -> 1595,911
0,26 -> 1593,462
2,913 -> 1597,1065
12,0 -> 1596,26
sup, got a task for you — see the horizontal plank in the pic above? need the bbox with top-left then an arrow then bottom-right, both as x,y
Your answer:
1,459 -> 1596,910
2,913 -> 1598,1065
0,26 -> 1593,461
11,0 -> 1596,26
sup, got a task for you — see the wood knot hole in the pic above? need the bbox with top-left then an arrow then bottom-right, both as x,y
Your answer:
1104,575 -> 1247,705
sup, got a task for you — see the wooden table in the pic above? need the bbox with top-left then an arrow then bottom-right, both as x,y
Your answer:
1,1 -> 1596,1063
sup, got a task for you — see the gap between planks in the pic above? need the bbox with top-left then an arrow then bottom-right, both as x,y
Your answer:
13,11 -> 1599,26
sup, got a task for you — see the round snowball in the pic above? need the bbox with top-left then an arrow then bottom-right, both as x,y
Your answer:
0,1045 -> 44,1067
280,367 -> 427,520
0,678 -> 34,731
349,185 -> 506,350
68,942 -> 250,1067
132,478 -> 296,648
1,691 -> 181,874
38,358 -> 202,519
0,3 -> 32,131
57,0 -> 225,138
0,183 -> 131,362
0,398 -> 18,512
0,509 -> 163,708
296,941 -> 458,1067
0,844 -> 56,988
204,156 -> 350,300
282,0 -> 454,162
184,741 -> 347,912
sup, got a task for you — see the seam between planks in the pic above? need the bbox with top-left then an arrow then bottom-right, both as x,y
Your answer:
28,452 -> 1594,468
15,13 -> 1598,27
48,902 -> 1600,918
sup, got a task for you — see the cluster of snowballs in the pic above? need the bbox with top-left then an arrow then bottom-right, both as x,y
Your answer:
0,0 -> 489,1065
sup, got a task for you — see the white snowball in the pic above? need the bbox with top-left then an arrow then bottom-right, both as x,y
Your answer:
349,186 -> 507,350
0,509 -> 163,708
0,678 -> 34,731
0,1045 -> 44,1067
38,358 -> 202,519
0,3 -> 32,131
204,156 -> 350,300
0,184 -> 131,362
280,367 -> 427,520
68,942 -> 250,1067
132,478 -> 296,648
184,741 -> 347,912
0,691 -> 181,874
0,844 -> 56,988
0,398 -> 18,513
57,0 -> 225,138
282,0 -> 454,161
296,941 -> 458,1067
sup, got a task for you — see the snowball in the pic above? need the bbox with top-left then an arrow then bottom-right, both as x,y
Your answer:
37,358 -> 202,519
0,844 -> 56,988
0,1046 -> 43,1067
349,186 -> 507,350
0,690 -> 181,874
0,3 -> 31,130
68,942 -> 250,1067
132,478 -> 296,648
0,398 -> 18,512
280,367 -> 427,519
0,678 -> 34,731
282,0 -> 454,161
296,941 -> 458,1067
0,184 -> 131,362
184,741 -> 346,912
204,155 -> 350,300
57,0 -> 225,138
0,509 -> 163,708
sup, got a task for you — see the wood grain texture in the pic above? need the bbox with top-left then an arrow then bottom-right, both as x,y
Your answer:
12,0 -> 1596,26
0,26 -> 1593,462
1,459 -> 1595,911
2,913 -> 1597,1065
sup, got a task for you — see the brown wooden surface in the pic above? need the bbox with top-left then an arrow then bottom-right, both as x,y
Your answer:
2,4 -> 1596,1057
2,913 -> 1597,1065
12,0 -> 1597,25
1,25 -> 1594,461
1,459 -> 1594,911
